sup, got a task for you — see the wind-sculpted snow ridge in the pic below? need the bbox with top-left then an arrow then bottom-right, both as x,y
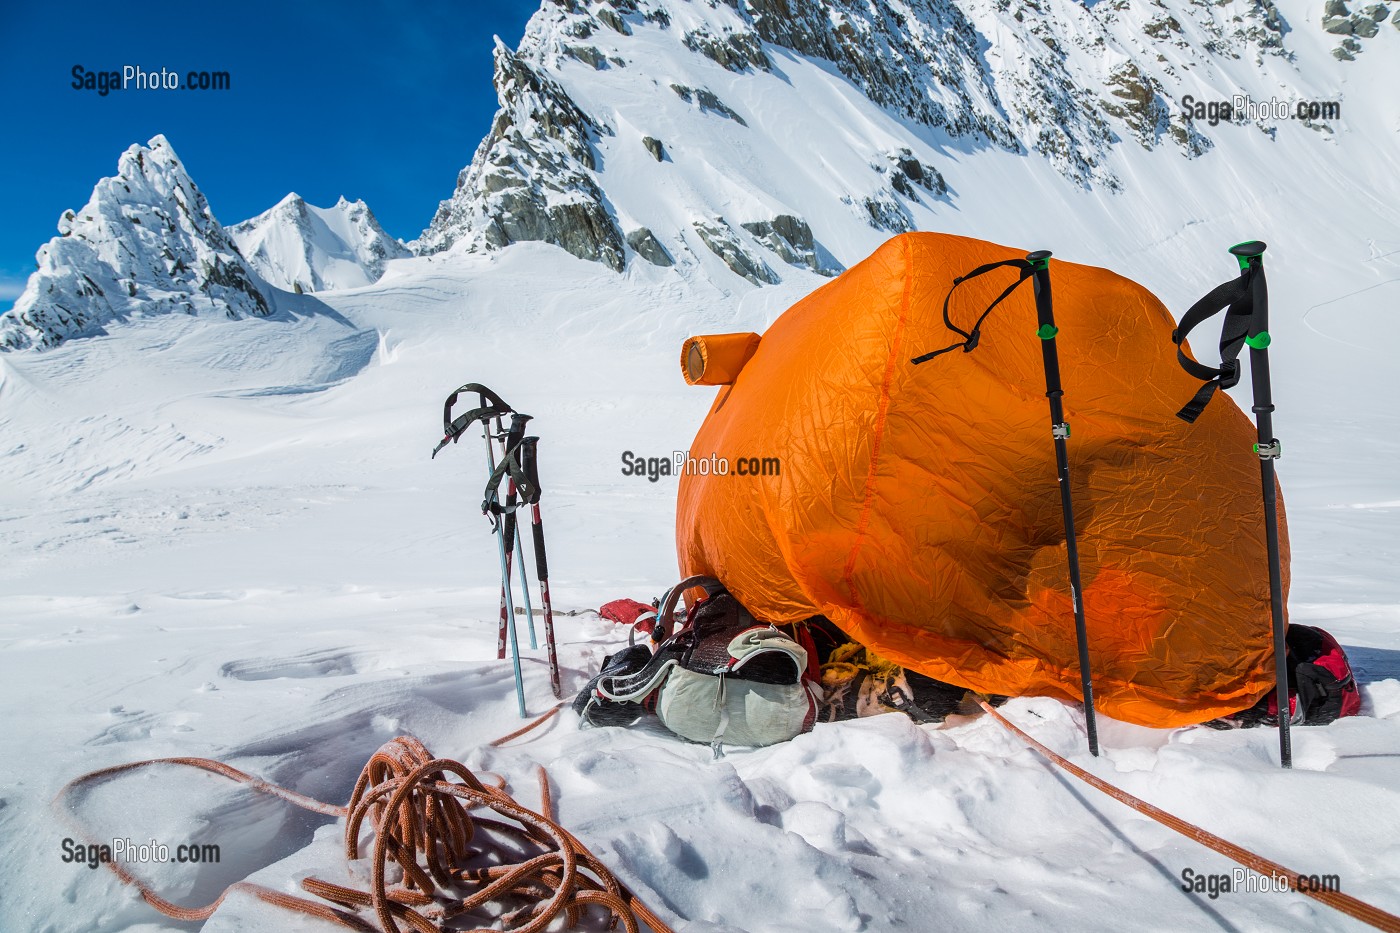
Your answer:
0,136 -> 280,351
230,194 -> 411,293
416,0 -> 1333,282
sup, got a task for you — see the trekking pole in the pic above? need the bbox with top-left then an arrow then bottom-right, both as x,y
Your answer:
1026,250 -> 1099,757
1169,241 -> 1290,768
500,413 -> 540,651
431,382 -> 527,718
911,249 -> 1099,756
519,435 -> 562,699
482,425 -> 529,718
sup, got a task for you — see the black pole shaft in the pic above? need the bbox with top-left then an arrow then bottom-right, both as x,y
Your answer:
1027,250 -> 1099,757
520,436 -> 562,699
1234,243 -> 1291,769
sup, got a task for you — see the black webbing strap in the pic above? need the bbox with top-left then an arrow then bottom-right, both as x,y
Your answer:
431,382 -> 513,458
518,436 -> 543,506
653,574 -> 726,642
1171,271 -> 1255,423
481,440 -> 539,522
911,259 -> 1035,364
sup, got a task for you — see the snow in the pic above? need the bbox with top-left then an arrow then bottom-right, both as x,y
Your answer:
229,194 -> 410,294
2,0 -> 1400,931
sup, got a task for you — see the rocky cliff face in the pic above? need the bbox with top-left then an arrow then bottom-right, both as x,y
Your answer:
415,0 -> 1332,286
417,41 -> 627,269
230,194 -> 410,293
0,136 -> 276,351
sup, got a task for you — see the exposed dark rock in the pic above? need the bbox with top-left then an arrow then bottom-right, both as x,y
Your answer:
627,227 -> 673,266
598,9 -> 631,35
1144,14 -> 1183,39
418,43 -> 626,270
683,27 -> 771,72
846,192 -> 912,234
487,186 -> 625,270
885,148 -> 946,197
693,218 -> 779,284
1324,15 -> 1354,33
669,84 -> 748,125
643,136 -> 665,161
741,215 -> 841,276
741,0 -> 1015,146
565,45 -> 607,69
1100,62 -> 1173,148
1351,14 -> 1380,37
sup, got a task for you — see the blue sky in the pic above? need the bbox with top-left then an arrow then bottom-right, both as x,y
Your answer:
0,0 -> 543,303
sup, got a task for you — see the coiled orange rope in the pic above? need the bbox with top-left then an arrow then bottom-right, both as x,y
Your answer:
978,698 -> 1400,933
55,703 -> 676,933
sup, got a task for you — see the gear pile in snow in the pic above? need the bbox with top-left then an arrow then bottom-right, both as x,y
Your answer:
676,232 -> 1292,729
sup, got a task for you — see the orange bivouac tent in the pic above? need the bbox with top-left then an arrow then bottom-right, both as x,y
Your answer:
675,232 -> 1286,728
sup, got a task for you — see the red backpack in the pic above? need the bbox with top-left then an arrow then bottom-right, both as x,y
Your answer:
1268,624 -> 1363,725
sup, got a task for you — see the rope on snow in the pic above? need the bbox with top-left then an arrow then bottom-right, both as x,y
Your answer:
978,698 -> 1400,933
54,703 -> 675,933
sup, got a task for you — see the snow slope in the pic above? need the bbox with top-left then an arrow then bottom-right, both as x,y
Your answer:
1,0 -> 1399,931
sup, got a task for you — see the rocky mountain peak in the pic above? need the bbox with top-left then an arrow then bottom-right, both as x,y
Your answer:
229,193 -> 409,293
415,40 -> 624,268
1,135 -> 274,351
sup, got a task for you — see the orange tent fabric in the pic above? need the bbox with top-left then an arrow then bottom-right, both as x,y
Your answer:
675,232 -> 1286,728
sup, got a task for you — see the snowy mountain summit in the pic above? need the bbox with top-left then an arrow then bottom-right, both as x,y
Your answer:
413,0 -> 1355,286
229,194 -> 410,294
0,136 -> 275,351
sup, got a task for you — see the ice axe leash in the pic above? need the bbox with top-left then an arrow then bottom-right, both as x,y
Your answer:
1170,240 -> 1291,769
912,249 -> 1100,757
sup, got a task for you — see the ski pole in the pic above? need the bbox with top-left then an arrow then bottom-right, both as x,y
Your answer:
519,435 -> 562,699
483,420 -> 527,718
1231,241 -> 1291,769
1026,250 -> 1099,757
499,413 -> 539,651
428,382 -> 527,718
912,249 -> 1099,756
1169,241 -> 1290,768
